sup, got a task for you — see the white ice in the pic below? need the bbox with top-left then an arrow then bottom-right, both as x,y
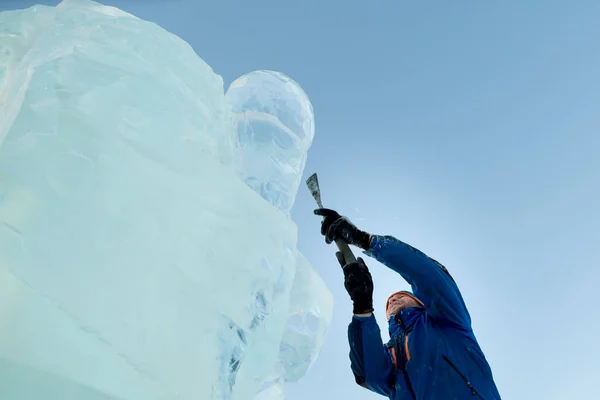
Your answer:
0,1 -> 333,399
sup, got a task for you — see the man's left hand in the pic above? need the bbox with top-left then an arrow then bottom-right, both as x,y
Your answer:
314,208 -> 372,250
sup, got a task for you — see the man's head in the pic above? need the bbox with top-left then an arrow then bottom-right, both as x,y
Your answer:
385,291 -> 424,320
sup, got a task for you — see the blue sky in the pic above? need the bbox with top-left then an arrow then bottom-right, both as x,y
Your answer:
3,0 -> 600,399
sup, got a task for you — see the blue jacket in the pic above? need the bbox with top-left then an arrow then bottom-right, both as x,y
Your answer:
348,235 -> 501,400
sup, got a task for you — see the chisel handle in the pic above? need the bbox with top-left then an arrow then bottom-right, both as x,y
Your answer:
306,172 -> 357,266
335,238 -> 357,265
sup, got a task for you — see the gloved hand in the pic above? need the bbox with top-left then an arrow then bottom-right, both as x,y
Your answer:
314,208 -> 372,250
336,251 -> 374,315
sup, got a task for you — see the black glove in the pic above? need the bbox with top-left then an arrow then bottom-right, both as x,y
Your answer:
314,208 -> 372,250
336,251 -> 374,315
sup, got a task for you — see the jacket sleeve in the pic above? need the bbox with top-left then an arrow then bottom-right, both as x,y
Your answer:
348,314 -> 394,397
364,235 -> 472,329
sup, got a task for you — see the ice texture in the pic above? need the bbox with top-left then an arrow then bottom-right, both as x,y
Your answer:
256,253 -> 333,399
226,71 -> 315,215
0,1 -> 332,400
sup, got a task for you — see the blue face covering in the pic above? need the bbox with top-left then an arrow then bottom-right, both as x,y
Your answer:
387,305 -> 425,337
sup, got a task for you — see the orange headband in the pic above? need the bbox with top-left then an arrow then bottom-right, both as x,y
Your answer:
385,291 -> 424,319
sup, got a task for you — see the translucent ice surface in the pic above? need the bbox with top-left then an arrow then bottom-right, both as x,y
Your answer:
226,71 -> 315,215
0,1 -> 332,400
256,253 -> 333,399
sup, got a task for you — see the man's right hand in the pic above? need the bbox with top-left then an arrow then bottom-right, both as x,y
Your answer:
336,251 -> 374,315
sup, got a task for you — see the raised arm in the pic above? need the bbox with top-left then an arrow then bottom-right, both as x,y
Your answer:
365,235 -> 471,329
348,315 -> 394,396
314,208 -> 471,330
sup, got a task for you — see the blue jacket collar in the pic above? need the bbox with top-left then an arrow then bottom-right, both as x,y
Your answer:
388,306 -> 424,337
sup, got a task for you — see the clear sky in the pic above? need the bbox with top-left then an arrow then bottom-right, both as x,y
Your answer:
3,1 -> 600,399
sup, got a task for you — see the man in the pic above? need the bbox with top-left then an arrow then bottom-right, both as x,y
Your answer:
314,208 -> 501,400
